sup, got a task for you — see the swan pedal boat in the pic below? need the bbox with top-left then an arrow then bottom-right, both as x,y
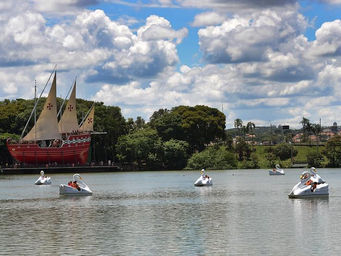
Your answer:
35,171 -> 52,185
194,175 -> 213,187
269,165 -> 285,175
59,174 -> 92,196
288,171 -> 328,198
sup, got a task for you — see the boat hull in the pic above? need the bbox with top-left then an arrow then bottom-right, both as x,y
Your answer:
288,182 -> 329,198
35,177 -> 52,185
269,170 -> 285,175
7,134 -> 91,165
59,184 -> 92,195
194,176 -> 213,186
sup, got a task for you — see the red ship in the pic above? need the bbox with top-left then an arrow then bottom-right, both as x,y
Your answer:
7,71 -> 95,165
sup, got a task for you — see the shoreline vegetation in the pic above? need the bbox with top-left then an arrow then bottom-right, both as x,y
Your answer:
1,98 -> 341,171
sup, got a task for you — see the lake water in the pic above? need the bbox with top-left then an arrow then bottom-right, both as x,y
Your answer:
1,169 -> 341,255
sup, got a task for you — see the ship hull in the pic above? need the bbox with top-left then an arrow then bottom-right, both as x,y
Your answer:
7,134 -> 91,165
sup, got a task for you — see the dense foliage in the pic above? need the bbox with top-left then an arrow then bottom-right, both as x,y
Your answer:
186,146 -> 237,170
150,105 -> 226,152
306,151 -> 324,168
116,128 -> 163,170
323,135 -> 341,167
1,98 -> 340,170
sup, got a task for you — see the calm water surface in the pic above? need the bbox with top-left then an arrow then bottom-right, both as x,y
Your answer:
1,169 -> 341,255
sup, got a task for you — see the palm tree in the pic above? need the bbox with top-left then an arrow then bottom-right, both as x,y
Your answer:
234,118 -> 243,136
311,123 -> 322,152
246,121 -> 256,144
300,117 -> 311,142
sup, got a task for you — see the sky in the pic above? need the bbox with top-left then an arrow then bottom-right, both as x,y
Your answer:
1,0 -> 341,128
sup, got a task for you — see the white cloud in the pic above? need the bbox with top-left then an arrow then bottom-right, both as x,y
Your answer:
2,0 -> 341,129
176,0 -> 297,10
138,15 -> 187,43
192,12 -> 226,27
198,8 -> 307,64
309,20 -> 341,57
33,0 -> 98,14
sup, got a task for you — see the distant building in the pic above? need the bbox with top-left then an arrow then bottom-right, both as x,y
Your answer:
309,135 -> 318,142
321,129 -> 335,141
292,133 -> 302,143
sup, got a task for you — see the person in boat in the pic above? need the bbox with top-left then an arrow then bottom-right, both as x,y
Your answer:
201,169 -> 205,178
309,167 -> 325,192
74,180 -> 81,191
68,181 -> 80,191
200,169 -> 210,180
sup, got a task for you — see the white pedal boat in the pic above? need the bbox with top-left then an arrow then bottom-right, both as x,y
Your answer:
269,164 -> 285,175
194,169 -> 213,186
35,170 -> 52,185
59,173 -> 92,196
288,168 -> 328,198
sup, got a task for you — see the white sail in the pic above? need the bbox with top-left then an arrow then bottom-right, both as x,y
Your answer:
23,72 -> 61,141
79,106 -> 95,132
58,81 -> 79,133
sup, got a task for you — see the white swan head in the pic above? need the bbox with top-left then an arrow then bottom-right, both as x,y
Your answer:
73,173 -> 82,181
40,170 -> 45,176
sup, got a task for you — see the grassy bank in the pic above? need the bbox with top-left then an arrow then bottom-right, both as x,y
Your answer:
252,145 -> 327,169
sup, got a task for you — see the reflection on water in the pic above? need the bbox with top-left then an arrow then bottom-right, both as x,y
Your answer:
1,169 -> 341,255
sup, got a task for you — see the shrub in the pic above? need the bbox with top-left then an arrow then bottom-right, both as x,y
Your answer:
186,146 -> 237,170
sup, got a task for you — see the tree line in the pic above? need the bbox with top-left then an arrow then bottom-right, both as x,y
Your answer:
2,98 -> 341,169
0,99 -> 227,170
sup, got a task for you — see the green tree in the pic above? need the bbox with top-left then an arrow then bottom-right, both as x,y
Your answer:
311,123 -> 322,151
246,121 -> 256,143
116,128 -> 163,170
265,151 -> 277,168
241,153 -> 259,169
149,109 -> 169,127
323,135 -> 341,167
224,133 -> 234,150
306,151 -> 324,168
235,137 -> 251,161
163,139 -> 189,169
274,143 -> 297,161
172,105 -> 226,151
186,146 -> 237,170
300,117 -> 311,142
135,116 -> 146,129
150,110 -> 183,141
234,118 -> 243,136
91,102 -> 127,163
